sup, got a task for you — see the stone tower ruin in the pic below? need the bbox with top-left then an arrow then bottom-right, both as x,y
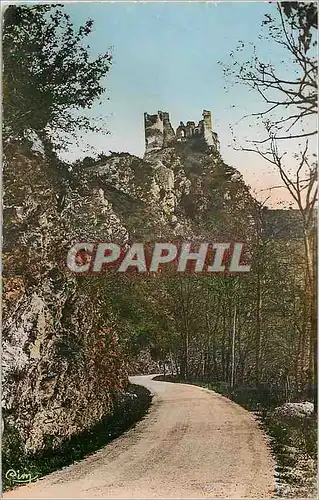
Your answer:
144,110 -> 219,154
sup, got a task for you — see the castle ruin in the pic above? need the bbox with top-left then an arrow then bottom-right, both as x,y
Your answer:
144,110 -> 219,154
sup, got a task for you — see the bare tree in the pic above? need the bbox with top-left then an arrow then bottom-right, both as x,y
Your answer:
225,2 -> 317,410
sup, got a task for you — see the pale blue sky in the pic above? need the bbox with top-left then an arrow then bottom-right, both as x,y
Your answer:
60,1 -> 295,206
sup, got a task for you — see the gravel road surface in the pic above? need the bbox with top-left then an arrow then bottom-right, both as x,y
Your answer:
4,375 -> 275,498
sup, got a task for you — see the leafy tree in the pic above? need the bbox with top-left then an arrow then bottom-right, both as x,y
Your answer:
3,4 -> 112,149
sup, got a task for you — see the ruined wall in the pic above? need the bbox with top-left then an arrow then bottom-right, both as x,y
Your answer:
146,109 -> 220,154
202,110 -> 213,146
144,110 -> 176,153
162,111 -> 175,147
144,112 -> 164,152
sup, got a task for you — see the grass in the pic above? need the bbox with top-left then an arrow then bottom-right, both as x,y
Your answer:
262,410 -> 317,498
2,383 -> 152,492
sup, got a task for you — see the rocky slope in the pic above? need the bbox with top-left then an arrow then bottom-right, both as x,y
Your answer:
2,113 -> 255,456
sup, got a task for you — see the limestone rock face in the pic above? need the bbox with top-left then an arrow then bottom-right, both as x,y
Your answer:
3,115 -> 254,453
3,141 -> 128,453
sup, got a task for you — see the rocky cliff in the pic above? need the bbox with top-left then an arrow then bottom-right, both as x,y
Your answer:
2,110 -> 255,454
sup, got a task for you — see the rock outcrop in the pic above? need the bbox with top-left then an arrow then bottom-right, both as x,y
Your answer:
3,110 -> 254,454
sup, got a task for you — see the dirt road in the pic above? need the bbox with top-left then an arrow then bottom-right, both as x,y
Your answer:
4,376 -> 275,498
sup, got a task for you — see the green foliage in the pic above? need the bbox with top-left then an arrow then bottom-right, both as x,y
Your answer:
263,410 -> 317,495
3,4 -> 112,149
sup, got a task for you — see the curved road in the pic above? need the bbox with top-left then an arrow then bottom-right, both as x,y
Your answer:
5,376 -> 275,498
